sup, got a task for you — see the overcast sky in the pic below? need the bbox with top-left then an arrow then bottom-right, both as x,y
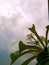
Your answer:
0,0 -> 48,52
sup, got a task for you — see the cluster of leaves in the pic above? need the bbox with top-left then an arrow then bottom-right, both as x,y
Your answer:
10,24 -> 49,65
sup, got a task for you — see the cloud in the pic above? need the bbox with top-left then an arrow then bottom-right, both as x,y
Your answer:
0,0 -> 48,52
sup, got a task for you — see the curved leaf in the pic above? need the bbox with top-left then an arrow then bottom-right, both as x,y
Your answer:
19,41 -> 43,53
45,25 -> 49,46
46,25 -> 49,30
44,60 -> 49,65
10,51 -> 19,65
48,46 -> 49,53
36,63 -> 40,65
47,40 -> 49,43
45,30 -> 48,46
19,41 -> 27,53
10,50 -> 38,65
37,47 -> 49,65
21,55 -> 37,65
28,24 -> 36,33
28,24 -> 45,47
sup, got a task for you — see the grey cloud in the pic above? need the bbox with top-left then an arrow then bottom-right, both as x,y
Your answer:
0,0 -> 48,52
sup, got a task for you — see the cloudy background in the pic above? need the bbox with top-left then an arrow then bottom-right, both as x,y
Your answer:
0,0 -> 48,65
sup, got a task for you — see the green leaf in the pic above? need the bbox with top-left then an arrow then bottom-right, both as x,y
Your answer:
21,55 -> 37,65
28,24 -> 36,33
47,40 -> 49,43
36,63 -> 40,65
28,24 -> 45,47
19,41 -> 27,53
44,60 -> 49,65
19,41 -> 43,53
45,25 -> 49,46
10,51 -> 19,65
46,25 -> 49,30
37,47 -> 49,65
45,29 -> 48,46
10,50 -> 38,65
48,46 -> 49,53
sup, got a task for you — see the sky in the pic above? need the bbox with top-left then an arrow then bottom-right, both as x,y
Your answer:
0,0 -> 48,65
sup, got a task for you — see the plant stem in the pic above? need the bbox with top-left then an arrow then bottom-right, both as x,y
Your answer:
35,32 -> 45,48
45,30 -> 48,47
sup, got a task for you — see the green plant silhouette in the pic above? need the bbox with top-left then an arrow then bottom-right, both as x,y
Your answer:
10,24 -> 49,65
